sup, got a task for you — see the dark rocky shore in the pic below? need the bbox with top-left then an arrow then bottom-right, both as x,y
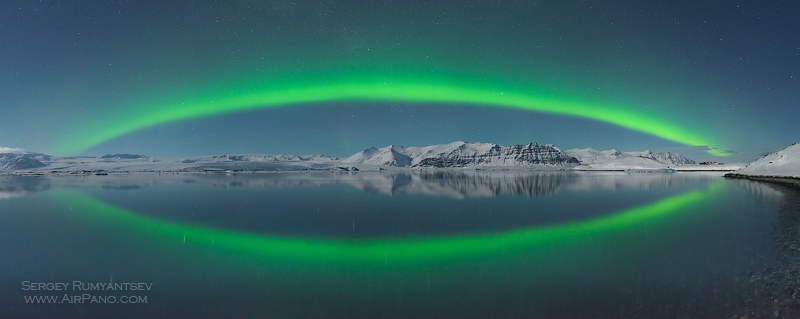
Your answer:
725,173 -> 800,189
727,176 -> 800,318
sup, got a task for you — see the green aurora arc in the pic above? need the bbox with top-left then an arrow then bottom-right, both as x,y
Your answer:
53,182 -> 721,265
53,73 -> 729,156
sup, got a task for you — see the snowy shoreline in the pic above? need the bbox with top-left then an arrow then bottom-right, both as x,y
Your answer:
0,165 -> 740,177
725,142 -> 800,180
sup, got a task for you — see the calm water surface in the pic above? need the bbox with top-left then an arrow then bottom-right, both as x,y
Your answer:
1,171 -> 798,318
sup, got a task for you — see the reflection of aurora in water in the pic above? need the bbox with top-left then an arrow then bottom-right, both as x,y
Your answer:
53,181 -> 722,265
52,74 -> 727,156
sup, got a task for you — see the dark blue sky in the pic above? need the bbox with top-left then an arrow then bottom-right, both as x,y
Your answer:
1,1 -> 798,162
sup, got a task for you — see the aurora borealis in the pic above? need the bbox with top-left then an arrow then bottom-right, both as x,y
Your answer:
50,73 -> 726,156
1,1 -> 799,161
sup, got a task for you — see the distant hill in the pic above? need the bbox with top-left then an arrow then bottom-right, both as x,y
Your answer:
564,148 -> 695,170
100,154 -> 148,159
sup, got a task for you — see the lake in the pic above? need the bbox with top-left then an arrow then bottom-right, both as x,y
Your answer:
1,171 -> 798,318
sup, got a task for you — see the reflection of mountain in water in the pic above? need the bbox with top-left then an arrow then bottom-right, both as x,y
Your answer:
735,179 -> 785,202
0,176 -> 155,199
349,171 -> 566,199
0,176 -> 51,199
0,171 -> 715,200
347,171 -> 723,198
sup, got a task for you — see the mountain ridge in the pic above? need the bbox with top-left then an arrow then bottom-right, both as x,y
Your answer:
343,141 -> 580,168
564,147 -> 695,170
0,141 -> 714,173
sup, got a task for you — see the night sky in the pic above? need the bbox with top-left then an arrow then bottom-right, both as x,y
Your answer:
1,1 -> 798,162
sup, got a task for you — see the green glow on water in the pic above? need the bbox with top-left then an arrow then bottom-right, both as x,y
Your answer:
53,73 -> 727,156
53,182 -> 720,265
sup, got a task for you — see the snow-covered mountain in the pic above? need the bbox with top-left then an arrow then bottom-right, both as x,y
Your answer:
173,154 -> 339,171
0,153 -> 47,171
343,141 -> 580,168
194,154 -> 338,163
342,145 -> 411,166
564,148 -> 695,170
0,142 -> 711,174
100,154 -> 148,159
0,150 -> 341,174
734,142 -> 800,178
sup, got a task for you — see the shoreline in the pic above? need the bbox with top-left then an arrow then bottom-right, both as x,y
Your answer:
724,173 -> 800,316
723,173 -> 800,189
0,167 -> 739,177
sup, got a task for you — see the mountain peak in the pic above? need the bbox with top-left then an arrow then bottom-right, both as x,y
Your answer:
0,153 -> 46,170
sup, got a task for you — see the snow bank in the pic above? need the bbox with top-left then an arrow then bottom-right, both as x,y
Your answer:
734,142 -> 800,178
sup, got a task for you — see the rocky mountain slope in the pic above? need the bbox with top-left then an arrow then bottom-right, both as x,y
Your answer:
0,153 -> 47,171
343,141 -> 580,168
